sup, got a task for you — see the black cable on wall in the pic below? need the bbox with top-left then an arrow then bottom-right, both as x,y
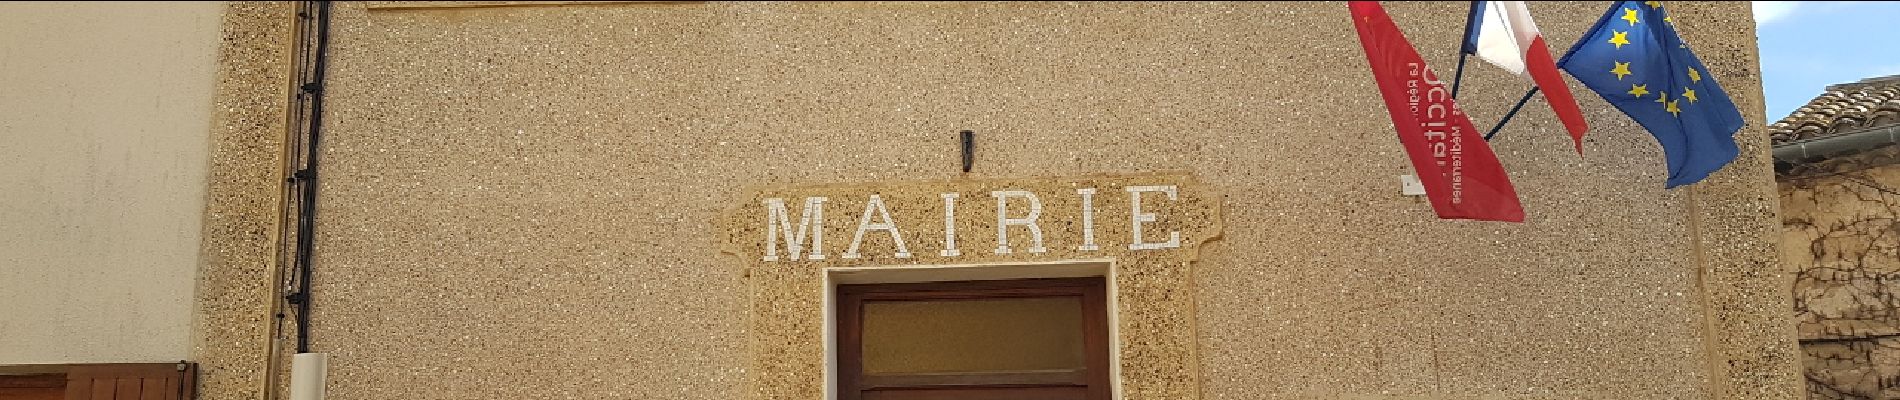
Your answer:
285,0 -> 334,355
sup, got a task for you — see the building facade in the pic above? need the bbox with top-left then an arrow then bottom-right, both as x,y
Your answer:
4,2 -> 1801,400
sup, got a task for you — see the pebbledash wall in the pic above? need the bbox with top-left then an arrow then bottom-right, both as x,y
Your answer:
193,2 -> 1799,400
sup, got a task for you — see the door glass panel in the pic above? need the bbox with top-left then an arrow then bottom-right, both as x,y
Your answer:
860,296 -> 1086,374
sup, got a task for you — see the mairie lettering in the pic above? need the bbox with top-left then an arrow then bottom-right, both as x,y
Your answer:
761,185 -> 1183,261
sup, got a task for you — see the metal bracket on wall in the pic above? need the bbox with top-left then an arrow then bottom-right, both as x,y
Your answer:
960,130 -> 974,173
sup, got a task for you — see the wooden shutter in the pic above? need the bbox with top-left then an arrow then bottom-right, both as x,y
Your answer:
0,373 -> 66,400
61,364 -> 194,400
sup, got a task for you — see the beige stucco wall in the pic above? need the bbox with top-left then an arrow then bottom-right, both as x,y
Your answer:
185,2 -> 1796,400
0,1 -> 224,364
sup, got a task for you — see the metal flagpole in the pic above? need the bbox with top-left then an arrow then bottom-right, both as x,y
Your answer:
1485,86 -> 1539,141
1450,0 -> 1482,99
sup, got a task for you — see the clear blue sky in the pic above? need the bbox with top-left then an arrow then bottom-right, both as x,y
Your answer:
1755,1 -> 1900,120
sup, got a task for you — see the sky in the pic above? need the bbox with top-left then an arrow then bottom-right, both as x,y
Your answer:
1755,1 -> 1900,120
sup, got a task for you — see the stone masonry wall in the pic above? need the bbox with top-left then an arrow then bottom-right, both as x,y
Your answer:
1783,147 -> 1900,399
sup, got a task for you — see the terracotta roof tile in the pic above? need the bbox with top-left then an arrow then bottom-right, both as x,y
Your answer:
1771,74 -> 1900,144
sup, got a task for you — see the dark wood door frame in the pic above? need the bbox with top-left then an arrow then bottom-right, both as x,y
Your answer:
836,277 -> 1112,400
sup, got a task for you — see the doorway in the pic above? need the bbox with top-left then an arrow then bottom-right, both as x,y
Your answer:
834,277 -> 1112,400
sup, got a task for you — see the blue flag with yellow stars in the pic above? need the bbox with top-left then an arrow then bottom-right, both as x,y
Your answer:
1557,1 -> 1744,188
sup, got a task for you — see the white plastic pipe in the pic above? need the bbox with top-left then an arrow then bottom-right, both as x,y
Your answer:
289,353 -> 328,400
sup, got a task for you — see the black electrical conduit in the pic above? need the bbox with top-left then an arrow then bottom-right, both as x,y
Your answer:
286,0 -> 333,355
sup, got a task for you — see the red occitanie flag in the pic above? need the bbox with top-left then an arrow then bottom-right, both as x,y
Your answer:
1348,1 -> 1525,222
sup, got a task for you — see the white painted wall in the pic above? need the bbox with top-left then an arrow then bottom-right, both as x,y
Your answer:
0,1 -> 225,364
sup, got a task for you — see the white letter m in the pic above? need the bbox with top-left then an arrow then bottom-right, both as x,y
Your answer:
763,197 -> 828,261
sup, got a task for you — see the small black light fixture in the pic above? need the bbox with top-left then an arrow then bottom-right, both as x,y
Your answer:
960,130 -> 974,173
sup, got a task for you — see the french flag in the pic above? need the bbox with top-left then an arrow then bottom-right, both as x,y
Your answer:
1463,1 -> 1590,153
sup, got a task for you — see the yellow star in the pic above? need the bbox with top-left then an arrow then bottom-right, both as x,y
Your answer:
1646,0 -> 1663,8
1611,61 -> 1633,80
1664,15 -> 1672,23
1609,31 -> 1632,49
1622,8 -> 1642,26
1654,92 -> 1679,116
1628,83 -> 1650,98
1683,87 -> 1698,103
1687,67 -> 1702,83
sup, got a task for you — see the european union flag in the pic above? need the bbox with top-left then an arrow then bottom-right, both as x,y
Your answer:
1557,1 -> 1745,188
